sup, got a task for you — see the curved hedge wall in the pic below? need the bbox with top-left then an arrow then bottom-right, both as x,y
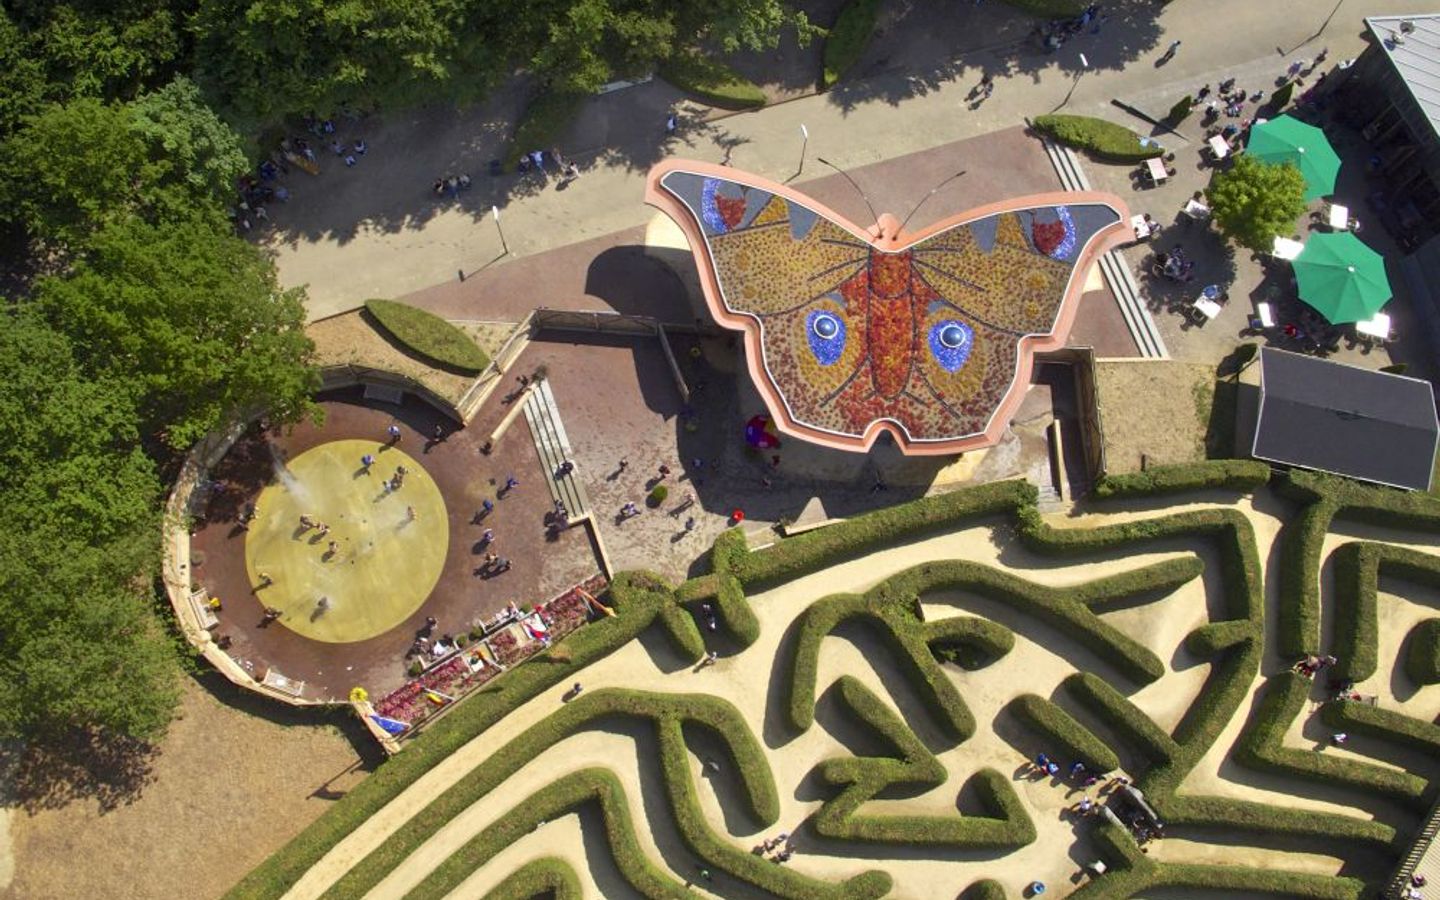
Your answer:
660,53 -> 766,109
1093,460 -> 1272,499
480,857 -> 581,900
364,299 -> 490,372
821,0 -> 881,88
1006,693 -> 1120,773
1405,618 -> 1440,685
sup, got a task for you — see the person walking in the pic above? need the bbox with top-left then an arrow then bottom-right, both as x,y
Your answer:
387,423 -> 402,444
406,505 -> 417,522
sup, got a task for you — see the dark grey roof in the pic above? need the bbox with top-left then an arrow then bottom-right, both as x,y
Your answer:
1253,348 -> 1439,491
1366,15 -> 1440,143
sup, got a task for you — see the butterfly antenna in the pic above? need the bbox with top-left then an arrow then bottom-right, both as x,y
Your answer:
815,157 -> 880,229
897,170 -> 968,235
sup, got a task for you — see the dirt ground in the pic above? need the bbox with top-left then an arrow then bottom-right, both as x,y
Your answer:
1094,359 -> 1216,474
1,675 -> 370,900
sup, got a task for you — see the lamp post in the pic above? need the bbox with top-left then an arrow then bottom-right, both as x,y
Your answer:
492,205 -> 509,257
798,124 -> 809,178
1052,53 -> 1091,113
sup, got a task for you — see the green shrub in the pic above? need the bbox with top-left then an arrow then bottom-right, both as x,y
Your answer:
714,574 -> 761,647
1062,672 -> 1179,767
1032,114 -> 1164,163
1183,620 -> 1258,657
505,91 -> 585,168
719,479 -> 1032,587
646,484 -> 668,507
876,557 -> 1186,685
1157,793 -> 1394,849
1006,694 -> 1120,773
822,0 -> 881,88
811,678 -> 1033,848
1271,80 -> 1295,109
926,616 -> 1014,669
1166,95 -> 1194,123
1235,672 -> 1429,810
1094,460 -> 1271,499
959,880 -> 1008,900
1273,498 -> 1335,658
1405,619 -> 1440,685
481,857 -> 581,900
659,52 -> 765,109
786,594 -> 976,740
364,299 -> 490,373
1320,698 -> 1440,754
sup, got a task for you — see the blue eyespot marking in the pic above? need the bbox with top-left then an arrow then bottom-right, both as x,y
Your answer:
929,320 -> 973,372
806,310 -> 846,366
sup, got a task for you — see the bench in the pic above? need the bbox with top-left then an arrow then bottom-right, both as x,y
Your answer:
189,588 -> 219,630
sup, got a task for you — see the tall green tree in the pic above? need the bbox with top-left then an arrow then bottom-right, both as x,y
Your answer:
128,77 -> 250,208
1206,155 -> 1308,253
0,310 -> 179,742
35,217 -> 320,448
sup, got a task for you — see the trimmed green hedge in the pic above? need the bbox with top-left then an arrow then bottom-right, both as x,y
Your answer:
1406,618 -> 1440,685
1329,543 -> 1440,681
660,52 -> 766,109
786,593 -> 976,739
413,769 -> 684,900
1032,114 -> 1164,163
714,573 -> 761,647
1235,672 -> 1429,810
925,615 -> 1014,669
1062,672 -> 1179,767
1072,818 -> 1366,899
364,299 -> 489,373
1006,693 -> 1120,773
1320,698 -> 1440,755
714,478 -> 1032,587
1183,619 -> 1257,657
959,880 -> 1008,900
481,857 -> 582,900
813,677 -> 1035,848
1273,469 -> 1440,660
822,0 -> 881,88
1093,460 -> 1271,499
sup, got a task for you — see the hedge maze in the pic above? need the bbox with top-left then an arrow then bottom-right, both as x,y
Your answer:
229,463 -> 1440,900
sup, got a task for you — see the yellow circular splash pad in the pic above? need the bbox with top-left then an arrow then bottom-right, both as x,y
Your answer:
244,440 -> 449,643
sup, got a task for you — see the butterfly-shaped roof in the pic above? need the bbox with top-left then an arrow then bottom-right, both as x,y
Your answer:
646,160 -> 1129,456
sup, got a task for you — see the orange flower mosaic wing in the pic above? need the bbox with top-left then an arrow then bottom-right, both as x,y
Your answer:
655,169 -> 1121,446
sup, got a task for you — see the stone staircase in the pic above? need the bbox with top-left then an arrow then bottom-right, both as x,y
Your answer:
1038,136 -> 1169,360
522,380 -> 590,518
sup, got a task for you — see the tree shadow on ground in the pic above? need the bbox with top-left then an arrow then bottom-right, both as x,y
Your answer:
0,728 -> 159,815
822,0 -> 1166,114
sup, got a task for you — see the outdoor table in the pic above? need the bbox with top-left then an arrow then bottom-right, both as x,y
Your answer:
1183,199 -> 1211,220
1130,215 -> 1157,240
1201,284 -> 1222,301
1256,302 -> 1276,328
1327,203 -> 1349,229
1207,135 -> 1230,159
1271,236 -> 1304,260
1356,311 -> 1391,340
1192,297 -> 1222,320
1145,158 -> 1168,183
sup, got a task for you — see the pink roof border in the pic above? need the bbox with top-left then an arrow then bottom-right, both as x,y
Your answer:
644,158 -> 1131,456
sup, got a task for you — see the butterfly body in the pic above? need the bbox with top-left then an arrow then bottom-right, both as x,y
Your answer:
646,161 -> 1129,455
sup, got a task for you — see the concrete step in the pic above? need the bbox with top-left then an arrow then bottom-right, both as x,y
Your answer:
522,379 -> 589,518
1038,138 -> 1169,360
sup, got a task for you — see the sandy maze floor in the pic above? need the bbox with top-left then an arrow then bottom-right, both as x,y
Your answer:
272,488 -> 1440,900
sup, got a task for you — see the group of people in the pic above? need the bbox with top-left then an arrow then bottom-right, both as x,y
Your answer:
518,147 -> 581,183
1030,753 -> 1101,788
752,832 -> 795,864
232,111 -> 371,233
1293,653 -> 1340,679
1156,244 -> 1197,283
1033,3 -> 1106,51
432,173 -> 472,198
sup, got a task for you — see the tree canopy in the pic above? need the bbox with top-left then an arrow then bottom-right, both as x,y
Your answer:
0,310 -> 179,742
35,216 -> 319,449
1206,155 -> 1308,253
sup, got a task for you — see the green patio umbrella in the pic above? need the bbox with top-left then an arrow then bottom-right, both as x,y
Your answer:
1247,115 -> 1342,201
1291,231 -> 1391,324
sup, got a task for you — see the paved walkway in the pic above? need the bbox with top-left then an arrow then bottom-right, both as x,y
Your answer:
263,0 -> 1415,319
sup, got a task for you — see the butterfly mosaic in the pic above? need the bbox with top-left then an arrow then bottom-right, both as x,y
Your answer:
647,163 -> 1126,453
